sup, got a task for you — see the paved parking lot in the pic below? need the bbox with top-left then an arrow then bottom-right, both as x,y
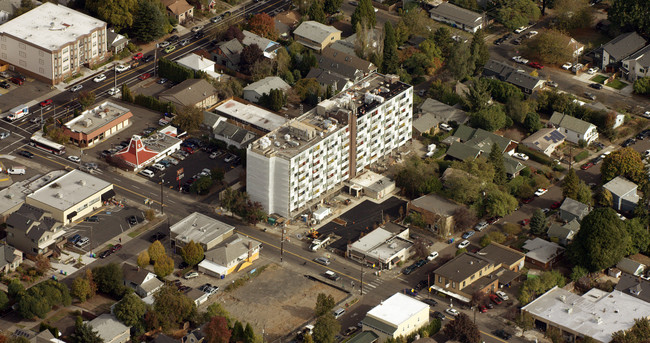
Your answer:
0,75 -> 54,112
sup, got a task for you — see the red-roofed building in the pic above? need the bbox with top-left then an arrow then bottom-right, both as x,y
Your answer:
113,135 -> 159,170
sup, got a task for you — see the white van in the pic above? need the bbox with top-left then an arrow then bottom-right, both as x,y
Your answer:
333,308 -> 345,319
140,169 -> 155,178
7,166 -> 25,175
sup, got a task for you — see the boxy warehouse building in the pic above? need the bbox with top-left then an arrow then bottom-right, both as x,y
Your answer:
247,73 -> 413,218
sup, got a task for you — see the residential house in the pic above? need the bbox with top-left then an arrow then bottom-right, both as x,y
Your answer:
176,53 -> 221,79
446,124 -> 525,177
558,197 -> 591,223
591,32 -> 647,70
242,30 -> 281,59
560,36 -> 585,58
243,76 -> 291,103
360,293 -> 429,341
161,0 -> 194,24
521,128 -> 565,157
603,176 -> 639,212
428,2 -> 484,33
307,46 -> 377,92
213,39 -> 244,71
153,335 -> 180,343
213,119 -> 258,149
582,101 -> 625,129
12,329 -> 65,343
407,194 -> 464,237
182,327 -> 205,343
89,314 -> 130,343
522,238 -> 564,270
122,263 -> 164,298
186,288 -> 210,307
548,112 -> 599,144
622,45 -> 650,82
158,79 -> 218,109
306,68 -> 352,92
615,273 -> 650,303
347,223 -> 413,270
0,245 -> 22,274
5,204 -> 65,258
293,21 -> 341,51
431,244 -> 524,302
522,286 -> 650,343
483,59 -> 544,94
617,257 -> 645,276
413,99 -> 469,136
547,219 -> 579,246
107,29 -> 129,54
198,234 -> 261,278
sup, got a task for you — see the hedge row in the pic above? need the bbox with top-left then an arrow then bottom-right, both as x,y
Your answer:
134,94 -> 177,114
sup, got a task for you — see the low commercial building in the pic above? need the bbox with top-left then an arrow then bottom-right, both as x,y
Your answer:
62,101 -> 133,147
211,98 -> 288,134
521,128 -> 565,157
347,171 -> 396,200
112,131 -> 182,171
0,170 -> 68,220
360,293 -> 429,341
293,21 -> 341,51
88,314 -> 130,343
198,233 -> 262,278
25,169 -> 114,224
603,176 -> 639,212
5,204 -> 64,258
170,212 -> 235,252
428,2 -> 484,33
347,223 -> 413,270
522,286 -> 650,343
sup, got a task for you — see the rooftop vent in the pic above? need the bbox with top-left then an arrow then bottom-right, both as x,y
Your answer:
55,193 -> 63,199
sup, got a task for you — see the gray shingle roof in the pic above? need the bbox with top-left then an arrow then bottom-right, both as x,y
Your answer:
6,204 -> 60,240
617,257 -> 645,275
243,76 -> 291,96
203,234 -> 261,266
89,314 -> 130,342
242,30 -> 281,54
453,124 -> 513,153
412,113 -> 440,133
478,243 -> 525,267
305,67 -> 350,91
615,273 -> 650,303
503,156 -> 525,176
122,263 -> 150,285
624,44 -> 650,68
428,2 -> 483,28
213,121 -> 257,145
434,253 -> 494,282
217,38 -> 244,65
602,32 -> 647,61
158,79 -> 216,108
559,197 -> 590,217
446,141 -> 482,160
483,59 -> 542,91
549,112 -> 596,136
419,98 -> 469,125
410,194 -> 463,217
294,21 -> 341,45
321,46 -> 377,75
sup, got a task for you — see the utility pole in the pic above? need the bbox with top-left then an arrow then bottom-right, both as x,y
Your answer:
360,262 -> 364,295
160,175 -> 165,214
280,229 -> 285,262
113,63 -> 117,91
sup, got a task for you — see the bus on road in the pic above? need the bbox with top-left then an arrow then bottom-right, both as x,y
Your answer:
30,131 -> 65,155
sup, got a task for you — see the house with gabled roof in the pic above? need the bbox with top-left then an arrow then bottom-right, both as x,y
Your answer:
522,238 -> 564,270
615,273 -> 650,303
122,263 -> 164,298
243,76 -> 291,103
158,79 -> 218,109
293,21 -> 341,52
548,112 -> 598,144
622,44 -> 650,82
5,204 -> 65,258
213,120 -> 258,149
161,0 -> 194,24
617,257 -> 645,276
591,32 -> 647,70
88,314 -> 130,343
558,197 -> 591,223
483,59 -> 544,94
413,98 -> 468,135
547,219 -> 579,246
521,128 -> 565,157
213,39 -> 244,71
242,30 -> 281,59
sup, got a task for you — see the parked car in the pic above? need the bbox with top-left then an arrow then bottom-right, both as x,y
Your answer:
85,215 -> 99,222
427,251 -> 439,261
589,83 -> 604,90
157,78 -> 168,84
496,291 -> 509,301
191,25 -> 204,32
76,237 -> 90,247
10,77 -> 23,85
0,81 -> 10,89
164,45 -> 176,53
224,154 -> 237,163
210,16 -> 222,23
493,330 -> 512,340
551,201 -> 561,209
581,162 -> 594,170
513,152 -> 529,161
157,41 -> 170,48
402,265 -> 415,275
527,61 -> 544,69
462,231 -> 475,239
132,53 -> 143,60
68,234 -> 82,244
140,169 -> 155,178
474,221 -> 488,231
457,240 -> 470,249
432,311 -> 445,320
93,74 -> 106,82
584,92 -> 597,100
128,215 -> 138,225
111,244 -> 122,252
403,288 -> 418,297
487,216 -> 501,224
69,84 -> 83,92
489,293 -> 503,305
99,250 -> 112,258
587,67 -> 599,74
184,271 -> 199,279
622,138 -> 636,147
439,123 -> 452,132
522,197 -> 534,204
143,55 -> 154,62
546,81 -> 558,88
534,188 -> 548,196
422,298 -> 437,306
520,218 -> 530,226
562,62 -> 572,70
149,232 -> 166,242
314,257 -> 330,266
445,308 -> 459,317
478,305 -> 488,313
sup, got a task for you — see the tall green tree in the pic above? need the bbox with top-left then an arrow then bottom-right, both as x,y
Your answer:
569,208 -> 631,272
92,263 -> 124,297
494,0 -> 541,30
173,105 -> 204,132
351,0 -> 376,31
483,187 -> 518,217
608,0 -> 650,37
470,29 -> 489,74
72,317 -> 104,343
313,313 -> 340,343
114,293 -> 147,326
381,22 -> 399,74
489,144 -> 506,185
524,29 -> 575,65
530,209 -> 547,235
307,0 -> 326,23
153,286 -> 195,330
180,241 -> 205,266
131,0 -> 167,43
523,112 -> 542,133
470,105 -> 507,132
625,218 -> 650,255
465,79 -> 491,112
314,293 -> 335,317
324,0 -> 343,14
563,168 -> 579,199
442,313 -> 481,343
433,27 -> 454,58
448,43 -> 473,80
611,318 -> 650,343
148,240 -> 166,263
154,255 -> 174,278
71,277 -> 92,302
86,0 -> 138,31
575,182 -> 593,206
601,147 -> 645,184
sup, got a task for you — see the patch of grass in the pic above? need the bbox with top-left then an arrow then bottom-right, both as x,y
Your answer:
224,264 -> 269,292
590,75 -> 607,84
606,79 -> 628,90
574,150 -> 589,162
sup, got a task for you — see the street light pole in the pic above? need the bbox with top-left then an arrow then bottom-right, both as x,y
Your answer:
280,229 -> 285,262
160,175 -> 165,214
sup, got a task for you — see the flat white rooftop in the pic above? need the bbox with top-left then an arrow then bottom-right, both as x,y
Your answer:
522,286 -> 650,343
65,101 -> 132,135
367,293 -> 429,326
27,169 -> 112,211
213,99 -> 287,132
171,212 -> 234,246
0,2 -> 106,51
349,170 -> 395,192
350,228 -> 393,253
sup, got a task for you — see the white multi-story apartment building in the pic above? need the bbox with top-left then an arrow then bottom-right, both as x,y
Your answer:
247,73 -> 413,218
0,2 -> 108,85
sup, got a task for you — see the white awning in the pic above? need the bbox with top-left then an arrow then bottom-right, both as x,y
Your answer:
429,284 -> 471,303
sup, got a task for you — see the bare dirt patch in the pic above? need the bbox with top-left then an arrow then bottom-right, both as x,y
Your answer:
219,264 -> 348,341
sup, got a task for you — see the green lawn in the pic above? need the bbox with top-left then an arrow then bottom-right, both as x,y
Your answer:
590,75 -> 607,83
606,79 -> 628,90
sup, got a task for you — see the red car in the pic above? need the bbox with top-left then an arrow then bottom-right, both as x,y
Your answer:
111,244 -> 122,252
479,305 -> 488,313
528,61 -> 544,69
10,77 -> 23,85
182,146 -> 195,154
138,73 -> 151,80
520,219 -> 530,226
489,294 -> 503,305
581,162 -> 594,170
132,53 -> 143,60
551,201 -> 561,209
40,99 -> 53,107
522,197 -> 534,204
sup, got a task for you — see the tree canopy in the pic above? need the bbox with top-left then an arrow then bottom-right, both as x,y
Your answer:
569,208 -> 631,272
394,157 -> 441,198
442,312 -> 481,343
180,241 -> 205,266
489,143 -> 506,185
86,0 -> 138,32
601,147 -> 645,184
307,1 -> 326,23
351,0 -> 376,31
247,13 -> 278,40
611,318 -> 650,343
381,22 -> 399,74
608,0 -> 650,37
130,0 -> 167,43
494,0 -> 541,30
530,209 -> 547,235
524,29 -> 575,64
92,263 -> 124,297
114,293 -> 147,326
153,285 -> 196,330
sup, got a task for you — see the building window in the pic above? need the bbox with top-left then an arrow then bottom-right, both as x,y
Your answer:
39,68 -> 44,73
19,51 -> 25,58
462,281 -> 465,288
452,282 -> 456,289
19,43 -> 25,49
0,44 -> 4,50
39,50 -> 44,56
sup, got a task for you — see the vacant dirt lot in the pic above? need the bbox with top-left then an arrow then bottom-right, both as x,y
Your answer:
220,263 -> 348,341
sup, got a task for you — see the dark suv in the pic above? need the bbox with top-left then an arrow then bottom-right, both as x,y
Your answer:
149,231 -> 167,242
127,215 -> 138,225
